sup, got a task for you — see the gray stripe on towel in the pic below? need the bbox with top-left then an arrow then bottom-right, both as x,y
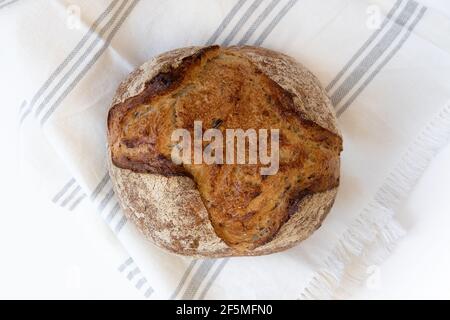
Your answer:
52,178 -> 75,203
69,193 -> 86,211
181,260 -> 217,300
106,202 -> 120,223
198,259 -> 229,300
98,188 -> 114,212
253,0 -> 298,46
39,0 -> 140,125
34,0 -> 128,119
326,0 -> 404,92
20,0 -> 120,124
237,0 -> 281,45
170,259 -> 198,300
221,0 -> 264,46
206,0 -> 249,45
330,0 -> 419,107
336,6 -> 426,116
90,172 -> 111,201
114,215 -> 128,234
118,257 -> 133,272
61,185 -> 81,207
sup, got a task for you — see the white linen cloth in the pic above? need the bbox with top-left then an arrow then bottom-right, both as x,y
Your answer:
3,0 -> 450,299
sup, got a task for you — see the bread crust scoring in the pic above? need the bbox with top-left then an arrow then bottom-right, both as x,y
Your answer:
107,45 -> 342,257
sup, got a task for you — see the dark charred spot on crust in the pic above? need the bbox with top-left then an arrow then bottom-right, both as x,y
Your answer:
211,118 -> 223,128
112,154 -> 187,176
287,190 -> 309,218
146,72 -> 181,95
250,189 -> 262,199
190,237 -> 200,249
122,137 -> 153,148
237,211 -> 257,222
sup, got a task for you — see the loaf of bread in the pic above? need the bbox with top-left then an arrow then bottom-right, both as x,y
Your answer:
107,45 -> 342,257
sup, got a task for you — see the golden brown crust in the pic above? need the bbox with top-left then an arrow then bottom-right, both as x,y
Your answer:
107,46 -> 220,175
107,45 -> 342,257
232,46 -> 341,137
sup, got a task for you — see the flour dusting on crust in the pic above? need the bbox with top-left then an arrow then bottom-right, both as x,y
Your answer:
107,45 -> 341,257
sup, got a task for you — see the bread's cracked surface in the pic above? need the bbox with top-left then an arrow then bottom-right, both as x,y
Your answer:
108,45 -> 342,254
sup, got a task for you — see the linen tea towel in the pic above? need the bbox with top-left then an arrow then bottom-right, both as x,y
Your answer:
7,0 -> 450,298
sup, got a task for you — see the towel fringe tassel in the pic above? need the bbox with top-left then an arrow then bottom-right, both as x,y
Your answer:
300,102 -> 450,299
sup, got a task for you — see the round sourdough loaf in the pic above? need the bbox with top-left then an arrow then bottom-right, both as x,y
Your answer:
107,45 -> 343,257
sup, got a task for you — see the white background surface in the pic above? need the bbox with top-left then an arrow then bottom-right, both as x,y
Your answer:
1,0 -> 449,299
